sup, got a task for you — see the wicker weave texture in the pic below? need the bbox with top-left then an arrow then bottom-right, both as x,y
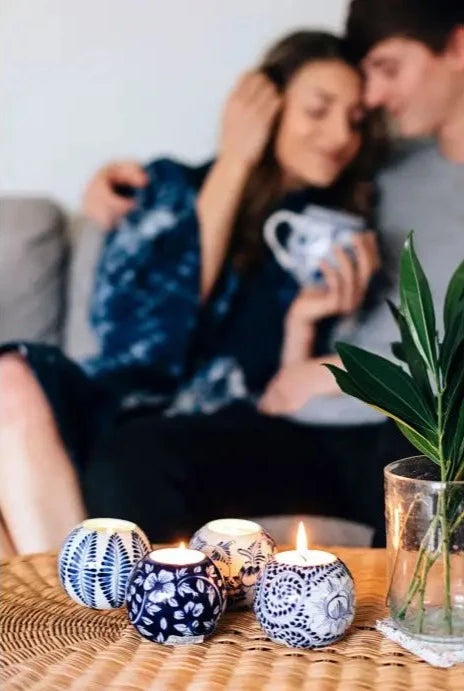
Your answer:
1,548 -> 462,690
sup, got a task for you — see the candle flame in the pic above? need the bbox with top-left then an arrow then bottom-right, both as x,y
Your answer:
296,521 -> 308,553
178,541 -> 186,549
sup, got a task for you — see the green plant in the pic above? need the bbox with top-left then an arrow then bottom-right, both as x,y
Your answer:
325,232 -> 464,633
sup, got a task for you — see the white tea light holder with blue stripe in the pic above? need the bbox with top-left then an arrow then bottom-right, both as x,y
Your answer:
58,518 -> 150,609
254,522 -> 355,648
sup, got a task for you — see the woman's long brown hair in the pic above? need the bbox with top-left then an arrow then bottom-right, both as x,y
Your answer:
231,31 -> 388,272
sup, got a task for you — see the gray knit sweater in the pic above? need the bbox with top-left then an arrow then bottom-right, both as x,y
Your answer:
294,139 -> 464,425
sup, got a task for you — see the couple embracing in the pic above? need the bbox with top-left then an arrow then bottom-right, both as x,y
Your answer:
1,0 -> 463,556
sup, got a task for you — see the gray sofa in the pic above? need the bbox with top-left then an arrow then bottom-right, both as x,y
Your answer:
0,197 -> 101,360
0,196 -> 373,546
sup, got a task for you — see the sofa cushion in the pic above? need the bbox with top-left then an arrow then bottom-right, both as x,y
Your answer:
63,217 -> 102,361
0,197 -> 67,345
253,515 -> 373,547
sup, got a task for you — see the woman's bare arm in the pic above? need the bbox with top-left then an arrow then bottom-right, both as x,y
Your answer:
197,72 -> 281,301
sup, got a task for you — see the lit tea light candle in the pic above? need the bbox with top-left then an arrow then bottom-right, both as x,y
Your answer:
275,521 -> 336,566
190,518 -> 276,609
58,518 -> 150,609
126,541 -> 227,645
149,542 -> 205,565
254,522 -> 356,649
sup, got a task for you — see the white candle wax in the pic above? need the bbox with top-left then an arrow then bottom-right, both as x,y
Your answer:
82,518 -> 137,534
275,549 -> 336,567
206,518 -> 261,536
149,547 -> 205,566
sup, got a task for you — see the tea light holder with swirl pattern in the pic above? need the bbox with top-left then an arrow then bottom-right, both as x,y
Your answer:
254,523 -> 355,648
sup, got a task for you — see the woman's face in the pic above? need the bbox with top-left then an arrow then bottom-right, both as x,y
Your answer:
274,60 -> 365,189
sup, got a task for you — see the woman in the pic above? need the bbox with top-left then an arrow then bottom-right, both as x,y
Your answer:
0,32 -> 386,555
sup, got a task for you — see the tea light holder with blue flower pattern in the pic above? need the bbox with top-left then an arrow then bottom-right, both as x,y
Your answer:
190,518 -> 276,609
126,543 -> 227,645
58,518 -> 150,609
254,523 -> 355,649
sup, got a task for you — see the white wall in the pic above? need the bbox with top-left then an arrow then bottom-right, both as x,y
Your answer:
1,0 -> 348,210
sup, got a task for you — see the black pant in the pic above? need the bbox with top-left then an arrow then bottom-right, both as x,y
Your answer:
1,343 -> 416,546
84,404 -> 415,546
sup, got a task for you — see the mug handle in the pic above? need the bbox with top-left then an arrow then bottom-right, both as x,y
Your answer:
263,210 -> 299,271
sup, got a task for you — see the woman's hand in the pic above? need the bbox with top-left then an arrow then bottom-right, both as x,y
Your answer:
281,232 -> 380,365
219,71 -> 281,168
258,356 -> 342,416
82,161 -> 148,230
288,232 -> 380,323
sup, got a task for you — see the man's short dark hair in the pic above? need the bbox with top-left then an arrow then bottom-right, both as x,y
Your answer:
346,0 -> 464,62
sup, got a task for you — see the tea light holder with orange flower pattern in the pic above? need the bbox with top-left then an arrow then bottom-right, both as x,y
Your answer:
190,518 -> 276,609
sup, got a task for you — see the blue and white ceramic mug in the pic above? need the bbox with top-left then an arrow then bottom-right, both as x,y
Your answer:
190,518 -> 276,609
264,204 -> 366,285
254,550 -> 355,648
58,518 -> 150,609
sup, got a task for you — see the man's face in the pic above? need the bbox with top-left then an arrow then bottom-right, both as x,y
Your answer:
361,37 -> 459,136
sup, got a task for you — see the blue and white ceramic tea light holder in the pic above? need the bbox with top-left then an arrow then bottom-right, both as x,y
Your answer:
58,517 -> 355,650
189,518 -> 276,609
126,542 -> 227,645
254,522 -> 356,649
58,518 -> 150,609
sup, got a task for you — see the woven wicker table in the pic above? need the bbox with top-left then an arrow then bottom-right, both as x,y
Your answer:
1,547 -> 462,690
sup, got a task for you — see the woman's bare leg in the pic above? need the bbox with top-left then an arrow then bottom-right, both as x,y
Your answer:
0,514 -> 16,559
0,354 -> 86,554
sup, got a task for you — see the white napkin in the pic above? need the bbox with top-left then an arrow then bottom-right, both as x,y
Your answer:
376,618 -> 464,668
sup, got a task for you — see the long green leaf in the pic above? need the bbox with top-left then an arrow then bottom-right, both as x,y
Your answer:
335,342 -> 436,434
444,260 -> 464,331
400,232 -> 438,373
441,335 -> 464,470
444,352 -> 464,420
325,364 -> 370,401
448,402 -> 464,480
395,421 -> 440,464
440,297 -> 464,380
443,359 -> 464,467
387,299 -> 435,408
387,301 -> 407,361
386,298 -> 401,325
391,341 -> 407,362
326,364 -> 439,461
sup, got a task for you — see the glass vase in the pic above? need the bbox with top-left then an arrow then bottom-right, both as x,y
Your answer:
385,456 -> 464,642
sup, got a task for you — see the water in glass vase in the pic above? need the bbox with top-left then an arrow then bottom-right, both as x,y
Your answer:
385,457 -> 464,643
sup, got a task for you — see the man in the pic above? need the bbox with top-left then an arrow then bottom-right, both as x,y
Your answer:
330,0 -> 464,380
82,0 -> 463,543
347,0 -> 464,155
337,0 -> 464,544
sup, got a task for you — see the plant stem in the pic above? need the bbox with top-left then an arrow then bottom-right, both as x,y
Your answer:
416,552 -> 436,634
395,512 -> 439,620
439,490 -> 453,634
450,509 -> 464,535
437,377 -> 453,633
386,494 -> 424,606
455,459 -> 464,481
